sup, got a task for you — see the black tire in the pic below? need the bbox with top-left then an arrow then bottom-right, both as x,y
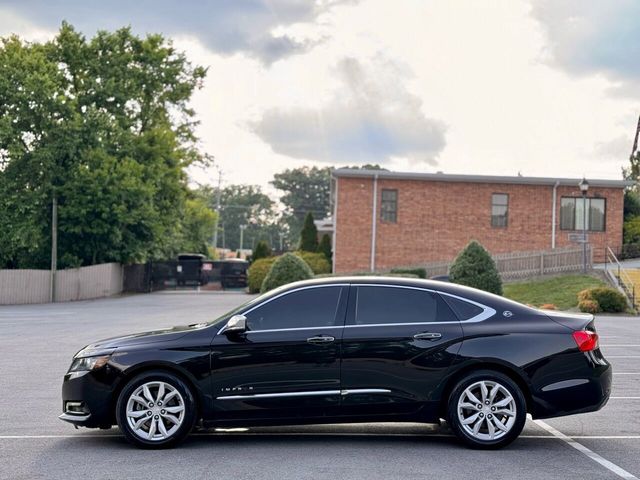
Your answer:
115,370 -> 197,449
447,370 -> 526,449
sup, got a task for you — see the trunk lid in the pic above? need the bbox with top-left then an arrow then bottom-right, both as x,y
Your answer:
543,310 -> 595,331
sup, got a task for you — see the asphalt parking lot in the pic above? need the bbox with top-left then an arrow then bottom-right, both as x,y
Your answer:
1,292 -> 639,480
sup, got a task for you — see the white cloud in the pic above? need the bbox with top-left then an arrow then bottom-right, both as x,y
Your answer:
250,56 -> 446,164
0,0 -> 637,191
531,0 -> 640,91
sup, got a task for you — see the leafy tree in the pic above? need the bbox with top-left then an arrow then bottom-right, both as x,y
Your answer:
317,233 -> 332,265
0,23 -> 206,268
624,190 -> 640,220
198,184 -> 277,251
271,166 -> 332,242
299,212 -> 319,252
449,241 -> 503,295
261,252 -> 313,293
178,197 -> 217,256
252,240 -> 272,262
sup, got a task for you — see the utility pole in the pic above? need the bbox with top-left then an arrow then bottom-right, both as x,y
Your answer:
50,194 -> 58,303
212,166 -> 223,251
279,232 -> 285,252
239,224 -> 247,253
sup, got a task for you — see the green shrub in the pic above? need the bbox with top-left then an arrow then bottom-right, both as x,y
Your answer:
390,267 -> 427,279
624,216 -> 640,244
449,241 -> 502,295
578,287 -> 627,313
252,240 -> 272,262
298,212 -> 319,252
295,251 -> 331,274
247,257 -> 277,293
578,299 -> 600,314
261,253 -> 314,293
317,233 -> 332,265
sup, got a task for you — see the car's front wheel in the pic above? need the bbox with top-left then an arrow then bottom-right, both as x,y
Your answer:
116,370 -> 197,448
447,370 -> 526,449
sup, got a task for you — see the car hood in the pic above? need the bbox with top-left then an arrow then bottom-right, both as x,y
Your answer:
76,322 -> 209,356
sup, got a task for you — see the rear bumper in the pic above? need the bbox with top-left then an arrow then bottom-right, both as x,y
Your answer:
531,355 -> 612,419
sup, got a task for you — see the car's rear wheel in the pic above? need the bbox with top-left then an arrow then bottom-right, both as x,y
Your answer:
116,370 -> 196,449
447,370 -> 526,449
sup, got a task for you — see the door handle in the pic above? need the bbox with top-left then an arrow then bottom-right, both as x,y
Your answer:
307,335 -> 335,344
413,332 -> 442,340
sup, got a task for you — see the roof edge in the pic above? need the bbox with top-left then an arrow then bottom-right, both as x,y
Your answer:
331,168 -> 635,188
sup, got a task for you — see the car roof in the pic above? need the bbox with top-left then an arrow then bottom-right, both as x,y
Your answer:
276,276 -> 535,313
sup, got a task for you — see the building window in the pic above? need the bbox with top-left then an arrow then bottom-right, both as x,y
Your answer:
560,197 -> 606,231
381,189 -> 397,223
491,193 -> 508,227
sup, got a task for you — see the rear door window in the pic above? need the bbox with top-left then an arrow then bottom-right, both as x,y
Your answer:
353,286 -> 456,325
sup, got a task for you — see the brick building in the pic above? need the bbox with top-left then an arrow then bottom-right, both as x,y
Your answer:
331,168 -> 633,273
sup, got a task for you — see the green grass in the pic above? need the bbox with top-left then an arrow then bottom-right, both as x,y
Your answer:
503,274 -> 607,310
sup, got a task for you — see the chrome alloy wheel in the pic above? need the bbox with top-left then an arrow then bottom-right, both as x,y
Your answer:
126,381 -> 185,441
456,380 -> 516,441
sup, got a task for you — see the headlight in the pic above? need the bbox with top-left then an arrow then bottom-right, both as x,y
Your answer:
69,355 -> 111,372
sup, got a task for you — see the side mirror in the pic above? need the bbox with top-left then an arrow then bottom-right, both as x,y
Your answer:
222,314 -> 247,335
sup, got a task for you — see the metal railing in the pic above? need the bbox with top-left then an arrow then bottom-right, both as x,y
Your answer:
604,246 -> 636,308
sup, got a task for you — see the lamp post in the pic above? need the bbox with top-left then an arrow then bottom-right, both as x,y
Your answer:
579,178 -> 589,273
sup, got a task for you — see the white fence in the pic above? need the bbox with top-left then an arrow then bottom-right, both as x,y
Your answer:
0,263 -> 123,305
417,246 -> 593,280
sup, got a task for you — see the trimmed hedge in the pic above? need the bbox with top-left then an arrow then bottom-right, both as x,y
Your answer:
247,257 -> 276,293
449,241 -> 502,295
390,267 -> 427,279
577,287 -> 627,313
295,251 -> 331,275
261,253 -> 314,293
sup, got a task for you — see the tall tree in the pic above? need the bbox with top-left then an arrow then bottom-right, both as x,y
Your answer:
299,212 -> 319,252
0,23 -> 206,268
271,166 -> 332,243
271,164 -> 387,244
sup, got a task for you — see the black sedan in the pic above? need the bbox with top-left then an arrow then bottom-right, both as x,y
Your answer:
60,277 -> 611,449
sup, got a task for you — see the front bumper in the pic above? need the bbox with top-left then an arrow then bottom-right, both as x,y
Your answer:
60,366 -> 123,428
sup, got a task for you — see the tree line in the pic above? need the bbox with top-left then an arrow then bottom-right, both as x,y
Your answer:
0,23 -> 379,269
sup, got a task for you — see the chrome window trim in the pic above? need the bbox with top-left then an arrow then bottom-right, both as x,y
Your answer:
216,388 -> 391,400
350,283 -> 496,325
217,284 -> 348,335
246,326 -> 343,334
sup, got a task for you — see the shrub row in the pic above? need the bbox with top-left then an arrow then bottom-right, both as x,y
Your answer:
577,287 -> 627,313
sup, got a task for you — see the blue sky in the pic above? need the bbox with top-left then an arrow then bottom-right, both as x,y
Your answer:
0,0 -> 638,189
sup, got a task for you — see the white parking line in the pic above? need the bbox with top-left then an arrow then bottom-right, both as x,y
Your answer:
603,345 -> 640,347
610,397 -> 640,400
534,420 -> 639,480
615,372 -> 640,375
606,356 -> 640,358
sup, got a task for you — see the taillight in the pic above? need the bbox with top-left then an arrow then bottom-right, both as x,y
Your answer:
572,330 -> 599,352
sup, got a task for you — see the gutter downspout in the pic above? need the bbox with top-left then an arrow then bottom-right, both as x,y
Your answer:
331,177 -> 338,273
370,174 -> 378,272
552,180 -> 560,249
